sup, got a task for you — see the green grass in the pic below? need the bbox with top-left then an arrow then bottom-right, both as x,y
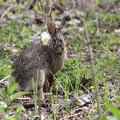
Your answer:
0,1 -> 120,119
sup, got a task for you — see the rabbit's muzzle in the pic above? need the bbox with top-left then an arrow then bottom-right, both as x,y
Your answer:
55,45 -> 64,54
55,41 -> 65,54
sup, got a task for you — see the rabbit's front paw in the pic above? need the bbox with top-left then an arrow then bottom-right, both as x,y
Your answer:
38,87 -> 45,107
38,96 -> 45,107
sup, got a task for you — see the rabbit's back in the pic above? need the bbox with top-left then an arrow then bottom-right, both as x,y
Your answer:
13,44 -> 47,73
12,44 -> 49,90
12,43 -> 66,74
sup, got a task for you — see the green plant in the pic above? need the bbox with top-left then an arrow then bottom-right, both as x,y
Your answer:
0,80 -> 31,119
32,70 -> 39,115
100,98 -> 120,120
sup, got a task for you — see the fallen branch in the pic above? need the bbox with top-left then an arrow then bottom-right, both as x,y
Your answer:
81,0 -> 101,117
29,0 -> 37,10
0,75 -> 10,83
0,4 -> 14,22
16,97 -> 31,100
48,0 -> 56,16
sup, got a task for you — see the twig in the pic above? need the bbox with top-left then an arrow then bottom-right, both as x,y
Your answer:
0,75 -> 10,83
0,2 -> 12,8
83,19 -> 101,116
101,44 -> 119,59
81,0 -> 101,117
9,13 -> 27,19
66,112 -> 81,119
48,0 -> 56,16
54,4 -> 64,13
29,0 -> 37,10
16,97 -> 31,100
38,0 -> 56,17
59,112 -> 81,120
22,1 -> 29,8
39,0 -> 45,12
1,45 -> 16,54
0,4 -> 14,22
37,0 -> 56,30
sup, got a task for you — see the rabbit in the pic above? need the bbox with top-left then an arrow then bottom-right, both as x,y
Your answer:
12,19 -> 67,106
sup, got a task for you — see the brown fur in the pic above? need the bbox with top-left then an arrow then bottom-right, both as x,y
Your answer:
12,21 -> 67,106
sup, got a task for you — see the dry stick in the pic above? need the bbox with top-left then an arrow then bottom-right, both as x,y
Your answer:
39,0 -> 45,12
66,112 -> 81,119
38,0 -> 48,29
48,0 -> 56,16
22,1 -> 29,8
101,44 -> 119,59
45,0 -> 49,10
29,0 -> 37,9
0,4 -> 14,22
83,19 -> 101,116
80,0 -> 101,117
38,0 -> 56,30
38,0 -> 56,17
17,97 -> 31,100
38,0 -> 46,21
0,75 -> 10,83
9,13 -> 27,19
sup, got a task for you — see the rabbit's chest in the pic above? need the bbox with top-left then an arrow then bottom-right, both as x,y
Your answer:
46,54 -> 65,74
51,59 -> 64,73
42,50 -> 67,74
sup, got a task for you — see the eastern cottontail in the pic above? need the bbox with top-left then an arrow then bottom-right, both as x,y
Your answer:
12,19 -> 67,106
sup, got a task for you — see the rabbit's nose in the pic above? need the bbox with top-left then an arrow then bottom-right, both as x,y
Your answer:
56,47 -> 63,54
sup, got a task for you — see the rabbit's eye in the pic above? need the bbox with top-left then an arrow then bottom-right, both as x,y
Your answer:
54,39 -> 56,42
53,37 -> 57,42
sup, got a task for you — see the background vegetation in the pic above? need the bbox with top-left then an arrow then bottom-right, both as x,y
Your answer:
0,0 -> 120,120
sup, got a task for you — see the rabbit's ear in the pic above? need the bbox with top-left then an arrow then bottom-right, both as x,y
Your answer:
61,18 -> 66,27
55,18 -> 66,33
59,18 -> 66,31
47,22 -> 56,35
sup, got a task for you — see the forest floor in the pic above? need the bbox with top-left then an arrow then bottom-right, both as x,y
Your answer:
0,0 -> 120,120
